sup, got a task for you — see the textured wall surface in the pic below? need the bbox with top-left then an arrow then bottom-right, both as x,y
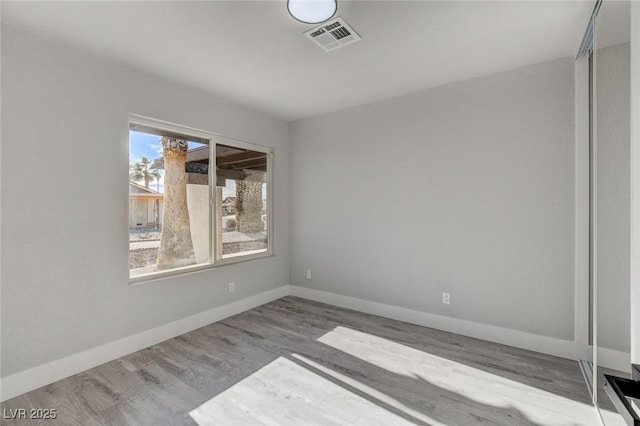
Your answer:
1,25 -> 290,376
290,56 -> 576,340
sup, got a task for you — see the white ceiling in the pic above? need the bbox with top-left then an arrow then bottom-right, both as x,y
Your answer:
3,1 -> 596,121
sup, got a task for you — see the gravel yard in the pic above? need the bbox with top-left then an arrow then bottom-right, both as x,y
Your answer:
129,226 -> 267,271
129,227 -> 161,242
129,227 -> 161,270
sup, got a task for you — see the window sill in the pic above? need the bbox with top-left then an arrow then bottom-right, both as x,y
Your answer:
128,251 -> 273,286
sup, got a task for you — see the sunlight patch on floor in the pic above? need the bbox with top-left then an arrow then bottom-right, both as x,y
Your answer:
600,406 -> 627,426
291,353 -> 447,426
317,326 -> 600,426
189,356 -> 427,425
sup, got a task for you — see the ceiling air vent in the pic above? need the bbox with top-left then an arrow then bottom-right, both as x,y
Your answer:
304,17 -> 361,53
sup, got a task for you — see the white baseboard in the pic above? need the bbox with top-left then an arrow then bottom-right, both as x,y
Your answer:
290,286 -> 595,362
291,286 -> 632,373
1,285 -> 291,402
2,284 -> 631,402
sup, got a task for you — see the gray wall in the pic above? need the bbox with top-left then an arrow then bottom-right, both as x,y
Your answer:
290,57 -> 576,340
1,26 -> 290,377
596,43 -> 631,353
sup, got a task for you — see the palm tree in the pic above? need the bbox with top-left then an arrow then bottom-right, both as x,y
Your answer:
129,156 -> 160,189
235,179 -> 264,233
156,137 -> 196,270
150,169 -> 162,192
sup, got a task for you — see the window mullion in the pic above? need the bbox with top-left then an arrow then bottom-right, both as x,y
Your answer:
210,141 -> 217,264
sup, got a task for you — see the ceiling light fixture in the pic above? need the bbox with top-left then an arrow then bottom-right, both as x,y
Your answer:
287,0 -> 337,24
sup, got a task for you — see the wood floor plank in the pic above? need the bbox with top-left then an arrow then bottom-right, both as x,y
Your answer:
1,296 -> 606,425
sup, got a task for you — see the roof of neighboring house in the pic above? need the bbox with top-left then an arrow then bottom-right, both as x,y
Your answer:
129,181 -> 161,194
222,197 -> 236,205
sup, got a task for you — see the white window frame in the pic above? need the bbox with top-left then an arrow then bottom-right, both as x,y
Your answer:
128,114 -> 274,284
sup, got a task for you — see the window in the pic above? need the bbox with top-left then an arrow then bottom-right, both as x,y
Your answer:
128,115 -> 272,282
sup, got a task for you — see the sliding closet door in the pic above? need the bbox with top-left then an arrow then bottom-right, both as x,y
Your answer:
593,0 -> 631,421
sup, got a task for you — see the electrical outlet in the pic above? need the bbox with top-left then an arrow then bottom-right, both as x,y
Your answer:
442,292 -> 450,305
306,270 -> 312,280
228,282 -> 235,293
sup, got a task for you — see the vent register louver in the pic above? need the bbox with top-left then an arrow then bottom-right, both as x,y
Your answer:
304,17 -> 361,52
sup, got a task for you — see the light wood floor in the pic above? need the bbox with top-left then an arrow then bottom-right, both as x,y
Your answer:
2,297 -> 602,425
